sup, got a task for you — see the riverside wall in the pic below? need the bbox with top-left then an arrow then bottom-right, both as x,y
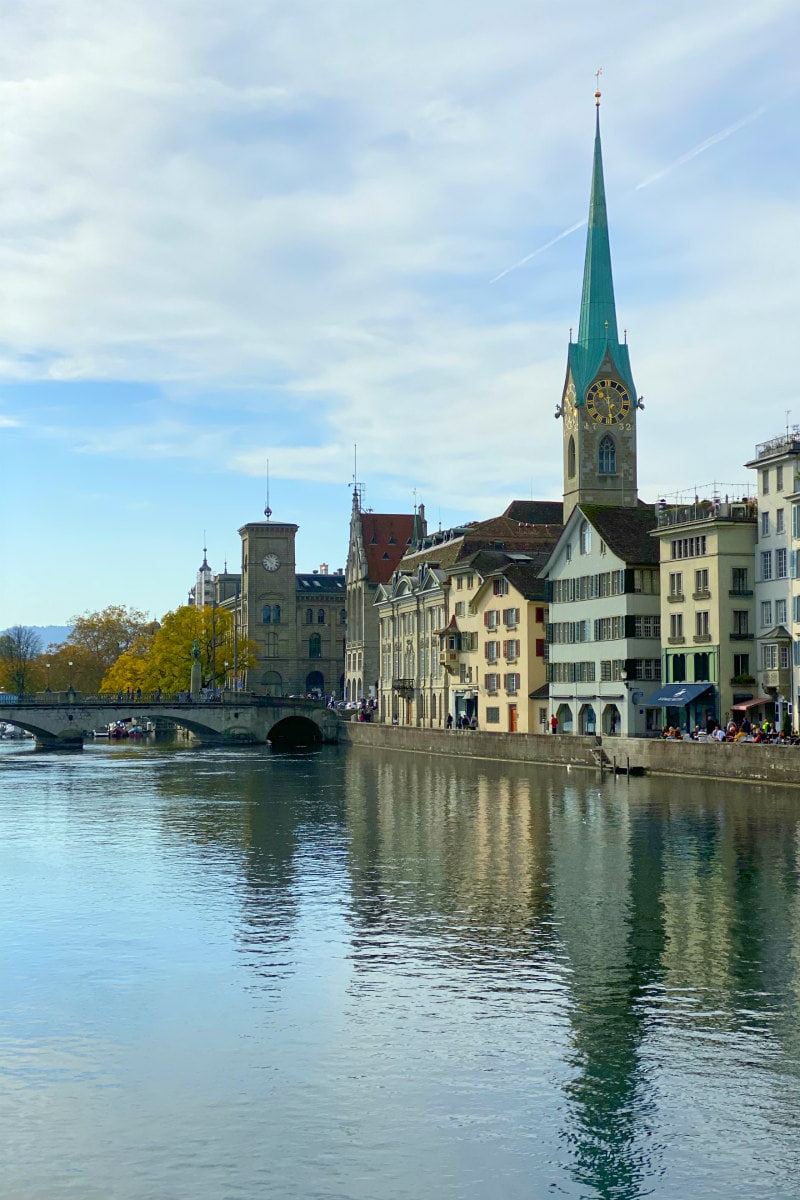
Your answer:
340,720 -> 800,787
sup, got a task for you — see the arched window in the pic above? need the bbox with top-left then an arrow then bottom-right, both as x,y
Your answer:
317,608 -> 325,624
305,608 -> 313,624
306,670 -> 324,696
579,520 -> 591,555
339,608 -> 346,625
599,435 -> 616,475
568,435 -> 576,478
262,604 -> 272,624
309,633 -> 322,658
272,604 -> 281,625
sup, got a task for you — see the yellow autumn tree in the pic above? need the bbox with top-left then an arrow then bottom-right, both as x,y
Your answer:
100,606 -> 255,695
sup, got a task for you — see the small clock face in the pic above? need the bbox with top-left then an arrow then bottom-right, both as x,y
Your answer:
585,378 -> 631,425
262,553 -> 280,572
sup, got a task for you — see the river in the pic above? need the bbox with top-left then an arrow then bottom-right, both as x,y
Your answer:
1,738 -> 799,1199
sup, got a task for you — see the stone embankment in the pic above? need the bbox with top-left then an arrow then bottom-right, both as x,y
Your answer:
341,721 -> 800,787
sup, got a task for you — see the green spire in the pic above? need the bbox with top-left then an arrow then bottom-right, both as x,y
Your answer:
577,108 -> 618,349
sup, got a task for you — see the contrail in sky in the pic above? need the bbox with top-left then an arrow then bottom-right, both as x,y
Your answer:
635,105 -> 767,190
491,105 -> 766,284
489,219 -> 586,285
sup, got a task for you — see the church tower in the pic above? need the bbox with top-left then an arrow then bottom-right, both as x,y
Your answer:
559,89 -> 641,521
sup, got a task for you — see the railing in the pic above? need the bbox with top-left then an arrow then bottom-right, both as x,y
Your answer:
667,636 -> 685,644
667,593 -> 684,603
729,589 -> 753,597
391,678 -> 415,694
656,500 -> 756,528
754,429 -> 800,459
730,632 -> 754,641
5,691 -> 323,708
693,590 -> 712,601
693,633 -> 712,643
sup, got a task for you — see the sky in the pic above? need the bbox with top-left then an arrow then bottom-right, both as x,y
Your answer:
1,0 -> 798,627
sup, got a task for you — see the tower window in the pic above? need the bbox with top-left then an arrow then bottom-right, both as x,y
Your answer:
568,435 -> 576,478
598,435 -> 616,475
309,633 -> 322,658
262,604 -> 272,624
317,608 -> 325,624
305,608 -> 314,624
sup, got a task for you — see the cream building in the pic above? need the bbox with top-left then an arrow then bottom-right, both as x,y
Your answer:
650,493 -> 757,731
746,432 -> 800,730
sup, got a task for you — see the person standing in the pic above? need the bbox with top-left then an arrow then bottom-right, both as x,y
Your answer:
550,713 -> 558,735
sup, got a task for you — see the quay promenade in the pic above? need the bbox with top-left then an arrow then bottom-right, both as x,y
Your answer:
342,719 -> 800,787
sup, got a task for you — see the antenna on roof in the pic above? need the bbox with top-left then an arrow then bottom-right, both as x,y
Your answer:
264,459 -> 272,520
350,442 -> 364,509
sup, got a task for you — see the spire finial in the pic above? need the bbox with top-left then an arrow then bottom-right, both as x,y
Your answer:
594,67 -> 602,107
264,458 -> 272,520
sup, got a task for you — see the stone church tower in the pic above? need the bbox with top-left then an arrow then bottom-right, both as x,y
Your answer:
558,95 -> 642,521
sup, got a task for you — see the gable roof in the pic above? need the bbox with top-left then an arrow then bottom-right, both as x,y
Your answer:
359,512 -> 416,584
579,504 -> 659,564
503,499 -> 564,525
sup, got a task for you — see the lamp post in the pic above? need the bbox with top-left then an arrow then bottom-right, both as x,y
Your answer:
224,661 -> 229,691
68,660 -> 74,694
46,662 -> 51,693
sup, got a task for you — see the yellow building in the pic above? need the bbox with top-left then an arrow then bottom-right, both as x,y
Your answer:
651,494 -> 757,730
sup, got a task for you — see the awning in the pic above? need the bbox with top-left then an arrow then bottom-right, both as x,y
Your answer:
644,682 -> 714,707
731,697 -> 773,711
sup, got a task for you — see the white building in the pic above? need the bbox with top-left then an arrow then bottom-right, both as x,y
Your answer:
746,433 -> 800,729
543,505 -> 660,737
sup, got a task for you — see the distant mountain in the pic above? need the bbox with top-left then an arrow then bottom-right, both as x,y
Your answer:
1,625 -> 72,648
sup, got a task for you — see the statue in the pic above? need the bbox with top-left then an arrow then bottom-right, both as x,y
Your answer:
191,638 -> 200,662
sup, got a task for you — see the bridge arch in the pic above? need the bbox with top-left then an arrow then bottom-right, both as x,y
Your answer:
267,714 -> 323,751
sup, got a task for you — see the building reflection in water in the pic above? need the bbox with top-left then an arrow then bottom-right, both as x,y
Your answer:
342,750 -> 800,1199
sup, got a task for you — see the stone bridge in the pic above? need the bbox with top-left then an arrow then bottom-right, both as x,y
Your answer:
0,692 -> 340,750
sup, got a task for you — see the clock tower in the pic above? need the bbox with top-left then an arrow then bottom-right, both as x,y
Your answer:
239,515 -> 299,692
558,92 -> 641,521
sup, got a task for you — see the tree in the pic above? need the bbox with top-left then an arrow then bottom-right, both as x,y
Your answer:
100,605 -> 256,695
0,626 -> 43,695
62,606 -> 153,692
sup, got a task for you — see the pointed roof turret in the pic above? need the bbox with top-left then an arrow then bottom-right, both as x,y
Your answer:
577,106 -> 618,350
566,90 -> 635,405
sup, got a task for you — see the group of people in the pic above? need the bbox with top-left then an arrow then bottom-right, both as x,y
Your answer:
446,713 -> 478,731
662,718 -> 796,745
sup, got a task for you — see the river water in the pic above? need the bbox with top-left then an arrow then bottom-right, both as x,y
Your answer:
2,738 -> 800,1200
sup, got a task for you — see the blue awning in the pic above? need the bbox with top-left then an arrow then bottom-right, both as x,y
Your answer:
644,682 -> 714,707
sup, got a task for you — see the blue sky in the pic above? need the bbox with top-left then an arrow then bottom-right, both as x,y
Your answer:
1,0 -> 798,627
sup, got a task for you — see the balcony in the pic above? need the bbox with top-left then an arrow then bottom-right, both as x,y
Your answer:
730,632 -> 754,641
392,677 -> 415,697
762,669 -> 791,693
693,633 -> 712,643
729,589 -> 753,597
667,593 -> 685,604
693,590 -> 712,601
667,636 -> 685,644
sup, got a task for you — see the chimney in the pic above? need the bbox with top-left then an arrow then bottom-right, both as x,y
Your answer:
320,563 -> 329,574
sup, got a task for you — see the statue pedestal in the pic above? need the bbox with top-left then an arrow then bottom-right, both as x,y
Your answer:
190,660 -> 202,698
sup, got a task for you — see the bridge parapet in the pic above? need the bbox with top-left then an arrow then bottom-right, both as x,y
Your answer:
2,693 -> 338,750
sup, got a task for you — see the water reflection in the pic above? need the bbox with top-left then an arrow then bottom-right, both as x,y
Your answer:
4,740 -> 800,1199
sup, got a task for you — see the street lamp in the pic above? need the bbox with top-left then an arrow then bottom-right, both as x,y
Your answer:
68,661 -> 74,692
224,661 -> 229,691
46,662 -> 51,693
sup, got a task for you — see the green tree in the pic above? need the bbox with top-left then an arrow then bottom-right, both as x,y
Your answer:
100,606 -> 255,695
0,626 -> 43,695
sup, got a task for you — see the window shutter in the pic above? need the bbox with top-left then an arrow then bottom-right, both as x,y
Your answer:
503,640 -> 508,655
484,612 -> 489,627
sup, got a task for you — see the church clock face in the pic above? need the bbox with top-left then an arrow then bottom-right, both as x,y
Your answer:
262,553 -> 280,572
585,378 -> 631,425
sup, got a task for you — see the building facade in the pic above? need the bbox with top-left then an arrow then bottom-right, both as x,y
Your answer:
218,516 -> 345,697
651,494 -> 757,731
544,505 -> 660,737
746,433 -> 800,729
345,490 -> 418,704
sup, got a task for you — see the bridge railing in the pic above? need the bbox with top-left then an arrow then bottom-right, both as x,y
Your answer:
10,691 -> 328,708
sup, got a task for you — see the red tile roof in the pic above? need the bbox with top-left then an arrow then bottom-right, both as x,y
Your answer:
361,512 -> 416,583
